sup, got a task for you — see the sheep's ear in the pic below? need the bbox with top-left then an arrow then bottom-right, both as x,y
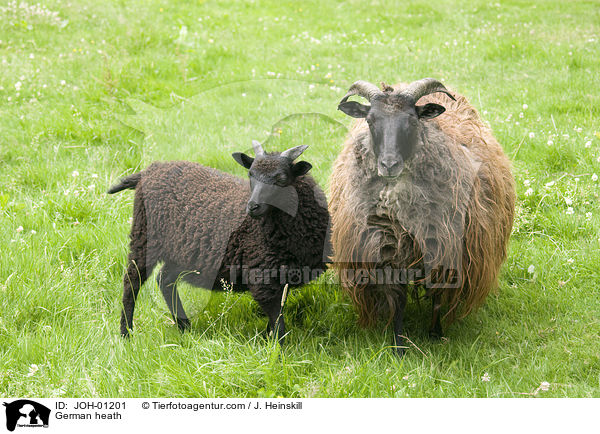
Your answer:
232,152 -> 254,169
338,101 -> 370,118
291,161 -> 312,177
416,103 -> 446,119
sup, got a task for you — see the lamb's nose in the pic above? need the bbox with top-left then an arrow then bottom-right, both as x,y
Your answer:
248,202 -> 260,212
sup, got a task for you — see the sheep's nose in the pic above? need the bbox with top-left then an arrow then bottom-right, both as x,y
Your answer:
380,158 -> 399,170
248,202 -> 260,212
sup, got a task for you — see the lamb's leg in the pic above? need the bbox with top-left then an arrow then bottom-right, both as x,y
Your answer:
258,295 -> 286,346
393,292 -> 408,357
121,259 -> 150,337
157,266 -> 190,331
429,293 -> 443,339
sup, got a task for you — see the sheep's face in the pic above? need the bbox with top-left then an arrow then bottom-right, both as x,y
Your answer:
339,96 -> 446,179
232,151 -> 312,218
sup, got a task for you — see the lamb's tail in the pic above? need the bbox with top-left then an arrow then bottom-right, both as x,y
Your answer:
107,172 -> 142,194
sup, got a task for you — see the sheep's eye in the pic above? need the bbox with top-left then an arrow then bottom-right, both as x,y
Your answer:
275,174 -> 288,185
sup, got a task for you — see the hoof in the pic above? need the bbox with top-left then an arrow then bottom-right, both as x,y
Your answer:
393,346 -> 405,358
176,318 -> 190,332
120,329 -> 131,338
429,327 -> 444,340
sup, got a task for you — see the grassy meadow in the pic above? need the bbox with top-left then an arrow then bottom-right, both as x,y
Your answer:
0,0 -> 599,397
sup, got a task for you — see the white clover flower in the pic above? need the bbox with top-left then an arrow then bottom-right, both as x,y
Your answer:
26,364 -> 39,377
14,81 -> 22,91
91,173 -> 98,179
522,103 -> 528,110
481,373 -> 491,382
525,188 -> 534,196
60,80 -> 66,86
72,170 -> 79,177
529,132 -> 535,139
565,197 -> 572,205
30,230 -> 36,235
519,112 -> 524,118
585,141 -> 592,148
592,173 -> 598,181
16,226 -> 24,233
547,140 -> 553,146
523,179 -> 531,186
566,207 -> 574,215
567,258 -> 574,264
586,212 -> 592,219
527,264 -> 535,274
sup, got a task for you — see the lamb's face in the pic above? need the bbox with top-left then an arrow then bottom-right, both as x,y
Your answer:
232,147 -> 312,219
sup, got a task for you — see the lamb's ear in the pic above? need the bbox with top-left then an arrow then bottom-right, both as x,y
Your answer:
232,152 -> 254,169
416,103 -> 446,119
338,101 -> 370,118
291,161 -> 312,177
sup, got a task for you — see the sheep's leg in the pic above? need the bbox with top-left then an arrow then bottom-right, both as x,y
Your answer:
157,267 -> 190,332
429,293 -> 443,339
258,296 -> 286,346
120,259 -> 150,337
393,292 -> 407,357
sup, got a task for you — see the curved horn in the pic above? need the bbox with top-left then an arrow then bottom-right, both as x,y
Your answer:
398,78 -> 456,104
339,80 -> 383,103
280,144 -> 308,161
252,140 -> 265,157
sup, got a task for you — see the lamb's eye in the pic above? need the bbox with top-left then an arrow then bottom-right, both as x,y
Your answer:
275,174 -> 287,185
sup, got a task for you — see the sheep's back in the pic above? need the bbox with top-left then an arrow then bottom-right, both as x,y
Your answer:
137,161 -> 249,285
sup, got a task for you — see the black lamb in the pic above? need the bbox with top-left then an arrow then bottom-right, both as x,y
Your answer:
108,141 -> 330,344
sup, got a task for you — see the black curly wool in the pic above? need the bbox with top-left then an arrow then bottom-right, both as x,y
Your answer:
110,160 -> 330,342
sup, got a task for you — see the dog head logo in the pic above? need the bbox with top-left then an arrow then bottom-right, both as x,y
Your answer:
3,400 -> 50,431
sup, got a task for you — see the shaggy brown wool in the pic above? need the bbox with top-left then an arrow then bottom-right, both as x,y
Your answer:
329,84 -> 515,327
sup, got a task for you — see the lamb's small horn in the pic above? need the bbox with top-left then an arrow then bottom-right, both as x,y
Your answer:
252,140 -> 265,157
339,80 -> 383,104
281,144 -> 308,161
398,78 -> 456,104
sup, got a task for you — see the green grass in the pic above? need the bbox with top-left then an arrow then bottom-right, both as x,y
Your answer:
1,0 -> 599,398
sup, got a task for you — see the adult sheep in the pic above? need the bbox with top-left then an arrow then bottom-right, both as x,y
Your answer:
108,141 -> 330,344
329,78 -> 515,356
